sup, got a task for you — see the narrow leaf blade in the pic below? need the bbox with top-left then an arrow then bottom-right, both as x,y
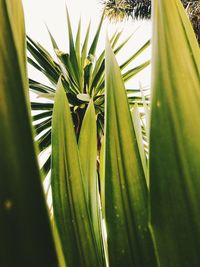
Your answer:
105,37 -> 156,267
150,0 -> 200,266
0,1 -> 58,266
51,79 -> 102,267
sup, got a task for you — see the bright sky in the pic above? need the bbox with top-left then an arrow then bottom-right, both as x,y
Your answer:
22,0 -> 152,88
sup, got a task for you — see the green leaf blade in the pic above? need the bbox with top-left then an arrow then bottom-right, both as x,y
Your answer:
150,0 -> 200,266
0,1 -> 58,266
66,7 -> 81,87
51,79 -> 102,267
105,37 -> 157,267
78,101 -> 106,267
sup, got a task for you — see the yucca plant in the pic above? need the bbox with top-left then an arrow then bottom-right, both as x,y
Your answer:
1,0 -> 200,267
50,0 -> 200,266
27,9 -> 150,176
27,7 -> 150,267
50,0 -> 200,265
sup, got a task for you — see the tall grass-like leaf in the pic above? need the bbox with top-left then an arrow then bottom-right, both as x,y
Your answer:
88,14 -> 104,56
76,18 -> 82,68
85,15 -> 104,94
120,40 -> 150,70
78,101 -> 98,211
150,0 -> 200,266
104,37 -> 157,267
122,60 -> 150,82
0,1 -> 58,266
78,101 -> 106,267
66,7 -> 81,87
100,138 -> 105,216
81,21 -> 91,68
51,79 -> 102,267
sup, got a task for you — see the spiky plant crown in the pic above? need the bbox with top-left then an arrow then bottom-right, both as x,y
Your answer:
27,12 -> 151,175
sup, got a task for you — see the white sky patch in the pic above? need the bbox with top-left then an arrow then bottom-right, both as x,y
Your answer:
22,0 -> 152,89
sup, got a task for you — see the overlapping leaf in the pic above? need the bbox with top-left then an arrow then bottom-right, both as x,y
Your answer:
51,79 -> 103,267
0,1 -> 59,266
149,0 -> 200,266
78,101 -> 106,267
104,37 -> 157,267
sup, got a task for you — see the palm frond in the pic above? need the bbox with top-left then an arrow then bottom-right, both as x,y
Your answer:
102,0 -> 200,44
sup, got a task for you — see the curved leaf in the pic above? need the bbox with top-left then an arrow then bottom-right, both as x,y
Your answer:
51,79 -> 102,267
0,1 -> 58,266
104,37 -> 157,267
150,0 -> 200,266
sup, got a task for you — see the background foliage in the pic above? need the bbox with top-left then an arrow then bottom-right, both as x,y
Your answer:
103,0 -> 200,44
